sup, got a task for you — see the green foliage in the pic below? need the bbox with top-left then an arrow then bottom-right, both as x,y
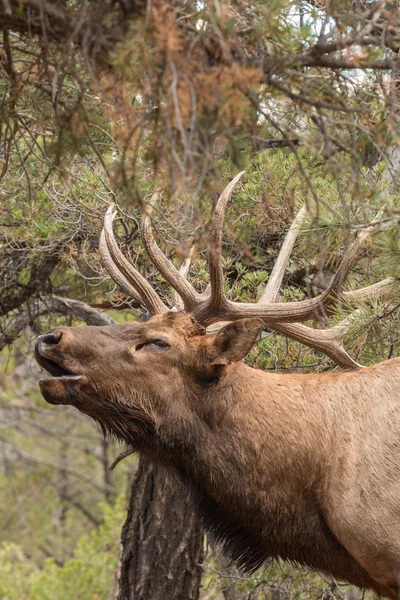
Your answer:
30,499 -> 125,600
0,543 -> 39,600
0,499 -> 125,600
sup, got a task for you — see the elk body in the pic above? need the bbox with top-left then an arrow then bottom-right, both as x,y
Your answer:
35,173 -> 399,598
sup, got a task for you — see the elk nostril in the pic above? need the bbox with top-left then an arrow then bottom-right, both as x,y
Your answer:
41,332 -> 62,346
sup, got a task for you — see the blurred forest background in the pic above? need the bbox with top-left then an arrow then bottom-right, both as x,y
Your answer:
1,0 -> 400,598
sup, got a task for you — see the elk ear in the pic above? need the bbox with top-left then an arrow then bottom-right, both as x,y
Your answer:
207,318 -> 263,366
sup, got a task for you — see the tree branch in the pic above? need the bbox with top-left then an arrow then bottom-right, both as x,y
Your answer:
0,296 -> 115,351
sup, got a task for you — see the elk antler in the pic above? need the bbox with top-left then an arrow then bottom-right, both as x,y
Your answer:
100,207 -> 168,315
141,193 -> 200,311
100,174 -> 395,368
207,171 -> 247,310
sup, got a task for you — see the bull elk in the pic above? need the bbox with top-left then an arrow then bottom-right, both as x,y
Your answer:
35,172 -> 400,599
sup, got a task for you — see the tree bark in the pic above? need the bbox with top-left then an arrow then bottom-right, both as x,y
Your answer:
117,458 -> 204,600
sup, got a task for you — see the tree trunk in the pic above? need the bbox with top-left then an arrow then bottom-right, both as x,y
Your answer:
117,457 -> 204,600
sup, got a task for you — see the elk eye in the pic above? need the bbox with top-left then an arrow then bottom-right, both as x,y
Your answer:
135,340 -> 170,352
149,339 -> 170,349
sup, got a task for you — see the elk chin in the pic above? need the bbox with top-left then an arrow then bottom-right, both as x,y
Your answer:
39,375 -> 87,406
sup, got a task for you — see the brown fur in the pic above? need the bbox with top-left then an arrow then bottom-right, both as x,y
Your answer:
35,312 -> 400,599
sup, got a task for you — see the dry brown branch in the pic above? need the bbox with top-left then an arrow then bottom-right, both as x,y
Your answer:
109,447 -> 135,472
1,0 -> 397,80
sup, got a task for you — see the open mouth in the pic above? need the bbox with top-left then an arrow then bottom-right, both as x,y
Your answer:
35,346 -> 86,406
34,349 -> 79,382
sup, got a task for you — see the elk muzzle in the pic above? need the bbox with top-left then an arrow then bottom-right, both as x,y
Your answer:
35,330 -> 87,405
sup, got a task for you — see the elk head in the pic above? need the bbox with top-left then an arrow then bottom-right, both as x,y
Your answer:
35,311 -> 264,447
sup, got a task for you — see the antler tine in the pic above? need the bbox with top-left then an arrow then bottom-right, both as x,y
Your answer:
252,203 -> 361,368
329,212 -> 383,300
99,229 -> 143,306
259,206 -> 307,304
343,277 -> 397,303
268,277 -> 397,367
101,205 -> 168,315
273,322 -> 361,369
207,171 -> 246,308
171,245 -> 195,311
141,193 -> 199,311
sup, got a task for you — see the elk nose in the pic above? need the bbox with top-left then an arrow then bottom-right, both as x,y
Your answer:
35,331 -> 62,352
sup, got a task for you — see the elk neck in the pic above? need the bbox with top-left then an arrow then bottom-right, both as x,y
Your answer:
153,362 -> 334,489
136,359 -> 399,582
140,362 -> 339,569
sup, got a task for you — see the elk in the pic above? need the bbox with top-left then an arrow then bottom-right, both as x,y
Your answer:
35,172 -> 400,599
